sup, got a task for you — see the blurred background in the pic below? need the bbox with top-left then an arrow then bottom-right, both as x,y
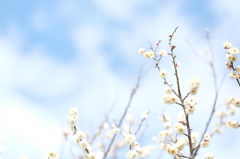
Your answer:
0,0 -> 240,158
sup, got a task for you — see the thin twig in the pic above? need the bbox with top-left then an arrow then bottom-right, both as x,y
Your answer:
134,111 -> 149,135
102,69 -> 145,159
192,29 -> 225,158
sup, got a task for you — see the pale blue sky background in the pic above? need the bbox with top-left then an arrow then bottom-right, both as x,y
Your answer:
0,0 -> 240,158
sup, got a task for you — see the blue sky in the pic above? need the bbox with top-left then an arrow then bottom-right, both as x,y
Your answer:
0,0 -> 240,158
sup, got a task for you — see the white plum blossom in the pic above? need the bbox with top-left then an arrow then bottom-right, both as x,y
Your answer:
232,97 -> 240,107
162,94 -> 178,104
127,150 -> 138,159
167,146 -> 178,157
189,77 -> 200,90
165,87 -> 172,94
228,47 -> 239,55
228,71 -> 238,79
223,41 -> 233,49
158,49 -> 167,56
76,131 -> 86,140
174,138 -> 186,151
79,140 -> 92,151
204,152 -> 214,159
47,151 -> 59,159
159,70 -> 167,78
144,51 -> 155,58
200,141 -> 209,148
174,123 -> 185,134
125,134 -> 136,144
138,48 -> 146,55
141,111 -> 149,119
228,120 -> 239,129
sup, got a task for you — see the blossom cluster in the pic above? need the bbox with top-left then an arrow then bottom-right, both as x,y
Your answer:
125,134 -> 154,159
67,107 -> 98,159
184,97 -> 198,115
189,78 -> 201,95
138,47 -> 167,59
162,92 -> 178,104
223,41 -> 240,79
68,106 -> 79,135
137,33 -> 218,159
216,96 -> 240,130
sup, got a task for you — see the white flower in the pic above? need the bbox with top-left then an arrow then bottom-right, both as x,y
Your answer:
163,122 -> 171,130
189,77 -> 200,90
69,114 -> 79,121
161,143 -> 171,151
139,48 -> 146,55
106,131 -> 114,139
48,151 -> 58,159
174,123 -> 185,134
185,105 -> 196,114
231,55 -> 237,62
127,150 -> 138,159
190,132 -> 199,144
223,41 -> 233,49
236,66 -> 240,72
76,131 -> 86,140
158,130 -> 166,138
178,111 -> 186,122
88,152 -> 97,159
79,140 -> 92,151
144,51 -> 155,58
200,141 -> 209,148
174,138 -> 186,151
165,87 -> 172,94
216,111 -> 226,118
224,96 -> 234,106
204,133 -> 211,140
204,152 -> 214,159
141,111 -> 149,119
135,147 -> 144,155
140,146 -> 154,157
112,127 -> 120,134
103,122 -> 110,129
83,152 -> 97,159
162,94 -> 178,104
228,47 -> 239,55
228,120 -> 239,129
233,97 -> 240,107
189,88 -> 198,95
164,129 -> 173,137
226,54 -> 237,62
147,51 -> 155,58
159,70 -> 167,78
228,71 -> 238,79
167,146 -> 178,156
132,142 -> 140,148
158,49 -> 167,56
70,107 -> 79,115
125,134 -> 136,143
